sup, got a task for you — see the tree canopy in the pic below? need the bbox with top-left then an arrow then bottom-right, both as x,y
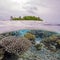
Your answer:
10,16 -> 43,21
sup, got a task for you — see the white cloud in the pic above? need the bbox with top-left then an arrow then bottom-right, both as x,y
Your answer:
0,0 -> 60,23
0,0 -> 51,13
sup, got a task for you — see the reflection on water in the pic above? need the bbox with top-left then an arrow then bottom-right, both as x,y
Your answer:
0,21 -> 60,34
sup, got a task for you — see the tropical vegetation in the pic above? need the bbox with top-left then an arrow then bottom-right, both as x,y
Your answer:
10,16 -> 43,21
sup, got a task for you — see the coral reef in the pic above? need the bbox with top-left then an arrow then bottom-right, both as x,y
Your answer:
24,33 -> 35,40
0,36 -> 32,55
30,30 -> 57,38
0,36 -> 32,60
42,34 -> 60,51
0,30 -> 60,60
0,35 -> 5,40
34,43 -> 45,50
0,48 -> 5,60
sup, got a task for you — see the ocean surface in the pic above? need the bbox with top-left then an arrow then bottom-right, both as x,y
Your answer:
0,21 -> 60,34
0,29 -> 60,60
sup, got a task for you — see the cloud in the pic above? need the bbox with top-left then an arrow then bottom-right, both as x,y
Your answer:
0,0 -> 60,23
0,0 -> 51,13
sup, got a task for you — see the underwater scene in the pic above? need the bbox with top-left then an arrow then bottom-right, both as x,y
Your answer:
0,30 -> 60,60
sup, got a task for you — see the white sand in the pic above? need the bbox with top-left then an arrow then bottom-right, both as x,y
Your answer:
0,21 -> 60,34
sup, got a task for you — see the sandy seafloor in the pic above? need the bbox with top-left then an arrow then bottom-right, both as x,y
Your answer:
0,21 -> 60,34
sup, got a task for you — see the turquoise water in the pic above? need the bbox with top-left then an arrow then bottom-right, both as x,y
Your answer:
9,30 -> 30,37
10,30 -> 59,43
18,30 -> 30,36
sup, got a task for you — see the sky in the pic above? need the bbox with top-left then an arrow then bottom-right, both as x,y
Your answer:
0,0 -> 60,23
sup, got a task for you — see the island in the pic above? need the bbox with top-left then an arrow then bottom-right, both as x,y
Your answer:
10,16 -> 43,21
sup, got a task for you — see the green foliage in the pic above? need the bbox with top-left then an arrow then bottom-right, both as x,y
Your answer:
10,16 -> 43,21
23,16 -> 42,20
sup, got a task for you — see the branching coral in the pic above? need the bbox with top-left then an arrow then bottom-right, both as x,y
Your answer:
0,36 -> 32,55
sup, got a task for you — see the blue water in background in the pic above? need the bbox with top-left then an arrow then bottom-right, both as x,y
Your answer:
18,30 -> 30,36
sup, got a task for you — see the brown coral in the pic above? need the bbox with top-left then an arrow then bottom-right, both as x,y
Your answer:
0,36 -> 32,55
24,33 -> 35,40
